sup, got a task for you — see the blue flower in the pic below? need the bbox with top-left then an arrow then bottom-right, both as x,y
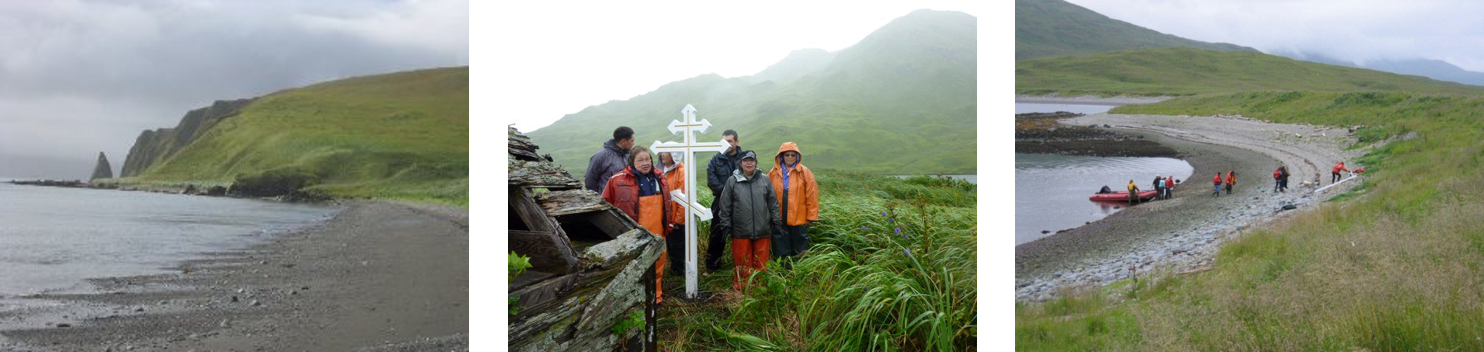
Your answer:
903,249 -> 913,258
882,211 -> 888,217
889,217 -> 894,223
860,226 -> 868,231
895,227 -> 901,235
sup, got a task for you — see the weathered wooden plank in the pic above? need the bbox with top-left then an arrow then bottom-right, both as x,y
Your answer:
579,228 -> 655,269
509,159 -> 581,189
510,272 -> 580,316
510,188 -> 552,232
570,231 -> 665,348
536,189 -> 612,216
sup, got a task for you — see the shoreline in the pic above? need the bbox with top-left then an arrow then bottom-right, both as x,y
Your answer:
1015,95 -> 1173,106
0,200 -> 469,351
1015,113 -> 1367,302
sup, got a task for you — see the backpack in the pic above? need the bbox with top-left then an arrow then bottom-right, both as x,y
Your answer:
1274,169 -> 1282,180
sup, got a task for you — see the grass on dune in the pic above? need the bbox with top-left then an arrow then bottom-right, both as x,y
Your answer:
1017,92 -> 1484,350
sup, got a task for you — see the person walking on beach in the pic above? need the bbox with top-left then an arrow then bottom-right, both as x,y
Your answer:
715,150 -> 782,293
1273,167 -> 1283,193
1127,179 -> 1141,204
600,146 -> 673,303
1332,161 -> 1349,184
1212,173 -> 1223,197
1225,171 -> 1237,195
768,142 -> 818,266
585,126 -> 635,193
1152,176 -> 1164,201
1279,167 -> 1290,192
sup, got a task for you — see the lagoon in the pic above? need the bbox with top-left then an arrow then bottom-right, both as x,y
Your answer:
1015,154 -> 1193,245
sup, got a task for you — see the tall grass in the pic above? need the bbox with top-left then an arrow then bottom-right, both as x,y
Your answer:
660,170 -> 977,350
1017,93 -> 1484,350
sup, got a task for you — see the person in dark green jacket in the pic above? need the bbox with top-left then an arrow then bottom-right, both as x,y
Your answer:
715,150 -> 783,293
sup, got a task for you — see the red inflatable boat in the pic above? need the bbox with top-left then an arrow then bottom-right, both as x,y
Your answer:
1089,190 -> 1158,202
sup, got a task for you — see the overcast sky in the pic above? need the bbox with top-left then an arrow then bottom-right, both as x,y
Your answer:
494,1 -> 984,133
1064,0 -> 1484,71
0,0 -> 467,179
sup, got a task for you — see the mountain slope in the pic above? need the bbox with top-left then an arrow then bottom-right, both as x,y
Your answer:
1016,47 -> 1484,97
526,9 -> 976,178
1015,0 -> 1254,60
133,67 -> 468,203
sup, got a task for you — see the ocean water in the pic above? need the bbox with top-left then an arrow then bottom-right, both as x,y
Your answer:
0,183 -> 340,296
1015,154 -> 1193,245
1015,102 -> 1118,115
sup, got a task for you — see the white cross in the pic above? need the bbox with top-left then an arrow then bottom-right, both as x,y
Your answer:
649,104 -> 728,299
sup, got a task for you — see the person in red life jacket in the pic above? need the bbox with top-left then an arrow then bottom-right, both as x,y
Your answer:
1225,170 -> 1237,195
601,146 -> 673,304
1273,166 -> 1291,193
1332,161 -> 1349,184
1212,173 -> 1223,197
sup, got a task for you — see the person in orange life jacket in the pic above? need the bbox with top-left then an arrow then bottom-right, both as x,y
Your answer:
600,146 -> 673,304
1212,173 -> 1223,197
1332,161 -> 1349,184
1225,170 -> 1236,195
768,142 -> 819,266
715,150 -> 783,293
659,151 -> 688,274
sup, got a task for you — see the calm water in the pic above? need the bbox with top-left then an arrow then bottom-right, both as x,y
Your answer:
0,183 -> 340,296
1015,102 -> 1118,115
1015,154 -> 1193,245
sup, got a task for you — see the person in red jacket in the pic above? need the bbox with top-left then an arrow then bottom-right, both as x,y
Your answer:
1212,173 -> 1223,197
1332,161 -> 1349,184
601,146 -> 673,304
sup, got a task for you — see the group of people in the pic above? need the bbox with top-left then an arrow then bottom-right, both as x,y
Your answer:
1268,161 -> 1355,193
1104,175 -> 1180,204
585,127 -> 820,302
1212,171 -> 1236,196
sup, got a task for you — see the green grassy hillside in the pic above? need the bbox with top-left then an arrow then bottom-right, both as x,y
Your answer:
1015,0 -> 1254,60
137,67 -> 468,204
1017,47 -> 1484,97
526,9 -> 976,180
1018,92 -> 1484,350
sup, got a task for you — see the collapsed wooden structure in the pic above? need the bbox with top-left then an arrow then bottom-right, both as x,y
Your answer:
508,127 -> 662,351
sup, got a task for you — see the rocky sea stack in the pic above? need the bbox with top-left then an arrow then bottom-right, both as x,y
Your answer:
90,152 -> 113,181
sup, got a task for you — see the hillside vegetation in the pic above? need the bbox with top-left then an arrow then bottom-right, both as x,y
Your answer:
526,9 -> 976,179
135,67 -> 468,204
1017,48 -> 1484,97
1015,0 -> 1253,61
1019,92 -> 1484,350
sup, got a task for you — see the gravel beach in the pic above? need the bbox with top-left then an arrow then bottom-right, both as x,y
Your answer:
0,201 -> 469,351
1015,111 -> 1369,302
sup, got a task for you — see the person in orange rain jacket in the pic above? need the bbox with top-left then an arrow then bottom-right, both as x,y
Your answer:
768,142 -> 819,265
601,146 -> 673,304
1225,170 -> 1236,195
1332,161 -> 1349,184
659,151 -> 687,275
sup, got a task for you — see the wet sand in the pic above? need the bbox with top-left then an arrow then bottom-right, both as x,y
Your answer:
1015,113 -> 1368,301
0,201 -> 468,351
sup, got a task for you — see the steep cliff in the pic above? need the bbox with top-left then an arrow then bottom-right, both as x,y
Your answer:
90,152 -> 113,181
120,99 -> 254,177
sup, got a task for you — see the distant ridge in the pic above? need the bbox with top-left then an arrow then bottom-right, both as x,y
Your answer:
1015,0 -> 1255,60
